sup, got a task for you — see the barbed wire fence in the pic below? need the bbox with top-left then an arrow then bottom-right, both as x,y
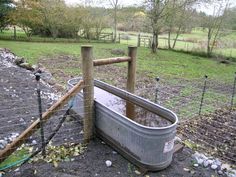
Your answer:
136,72 -> 236,163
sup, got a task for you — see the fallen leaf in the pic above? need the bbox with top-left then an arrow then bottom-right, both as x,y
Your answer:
53,161 -> 58,168
183,168 -> 190,172
134,170 -> 141,175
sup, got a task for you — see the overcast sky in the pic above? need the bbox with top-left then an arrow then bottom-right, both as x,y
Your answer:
65,0 -> 236,15
65,0 -> 143,7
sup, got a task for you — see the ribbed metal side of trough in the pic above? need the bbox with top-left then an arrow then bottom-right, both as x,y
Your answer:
68,78 -> 178,171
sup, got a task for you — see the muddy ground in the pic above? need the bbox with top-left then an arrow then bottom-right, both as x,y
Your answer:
0,50 -> 234,176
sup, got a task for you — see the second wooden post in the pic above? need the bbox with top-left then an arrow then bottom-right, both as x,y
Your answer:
81,45 -> 94,143
126,46 -> 137,119
137,34 -> 141,47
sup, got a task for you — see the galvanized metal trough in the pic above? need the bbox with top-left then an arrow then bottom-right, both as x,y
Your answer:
68,78 -> 178,171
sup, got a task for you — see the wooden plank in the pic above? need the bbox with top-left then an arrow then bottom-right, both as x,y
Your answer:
93,57 -> 131,66
126,46 -> 137,120
0,80 -> 84,163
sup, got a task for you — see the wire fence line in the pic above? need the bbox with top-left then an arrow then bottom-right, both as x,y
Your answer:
134,72 -> 236,163
0,70 -> 90,170
137,73 -> 236,121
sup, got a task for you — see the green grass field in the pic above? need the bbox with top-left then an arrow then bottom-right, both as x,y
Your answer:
0,40 -> 235,82
0,40 -> 235,120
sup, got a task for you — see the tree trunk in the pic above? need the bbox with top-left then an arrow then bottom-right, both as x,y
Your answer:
207,28 -> 211,57
168,30 -> 171,49
172,26 -> 181,49
113,7 -> 117,43
152,31 -> 158,53
23,26 -> 31,40
52,32 -> 57,40
210,23 -> 221,55
14,26 -> 16,40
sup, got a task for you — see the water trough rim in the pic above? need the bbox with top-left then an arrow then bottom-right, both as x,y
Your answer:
68,77 -> 178,130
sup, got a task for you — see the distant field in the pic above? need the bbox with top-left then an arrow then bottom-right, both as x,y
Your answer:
118,28 -> 236,59
1,28 -> 236,58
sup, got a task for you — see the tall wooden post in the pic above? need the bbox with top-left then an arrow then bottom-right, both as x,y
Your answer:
81,46 -> 94,143
126,46 -> 137,119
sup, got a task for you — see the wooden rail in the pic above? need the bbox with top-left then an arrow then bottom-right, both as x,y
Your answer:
0,80 -> 84,163
93,57 -> 131,66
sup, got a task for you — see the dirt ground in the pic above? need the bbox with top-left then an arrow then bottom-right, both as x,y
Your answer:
39,54 -> 234,120
0,51 -> 233,177
4,140 -> 222,177
179,108 -> 236,164
39,54 -> 236,162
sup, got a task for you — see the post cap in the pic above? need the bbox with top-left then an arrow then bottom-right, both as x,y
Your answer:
128,45 -> 137,48
81,45 -> 93,48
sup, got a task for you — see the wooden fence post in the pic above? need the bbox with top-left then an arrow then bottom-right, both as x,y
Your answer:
126,46 -> 137,119
111,32 -> 114,43
13,26 -> 16,40
137,34 -> 141,47
81,45 -> 94,143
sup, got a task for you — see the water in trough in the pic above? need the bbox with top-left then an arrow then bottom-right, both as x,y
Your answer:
94,87 -> 172,127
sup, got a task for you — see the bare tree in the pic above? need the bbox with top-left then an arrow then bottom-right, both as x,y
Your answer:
145,0 -> 171,53
165,0 -> 198,49
145,0 -> 204,53
171,7 -> 193,49
203,0 -> 230,56
109,0 -> 119,42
